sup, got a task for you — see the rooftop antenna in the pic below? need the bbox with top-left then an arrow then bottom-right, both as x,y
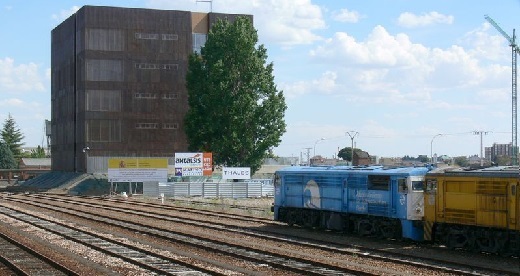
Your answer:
196,0 -> 213,12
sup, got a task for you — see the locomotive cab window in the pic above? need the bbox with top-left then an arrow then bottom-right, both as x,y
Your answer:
274,174 -> 281,187
368,175 -> 389,191
398,179 -> 407,193
426,179 -> 437,192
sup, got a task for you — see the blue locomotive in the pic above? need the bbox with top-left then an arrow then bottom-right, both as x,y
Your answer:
273,165 -> 429,241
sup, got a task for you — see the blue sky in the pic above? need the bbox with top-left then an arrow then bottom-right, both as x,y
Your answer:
1,0 -> 520,162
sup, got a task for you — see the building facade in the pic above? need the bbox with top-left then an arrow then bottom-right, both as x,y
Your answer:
485,142 -> 512,162
51,6 -> 250,172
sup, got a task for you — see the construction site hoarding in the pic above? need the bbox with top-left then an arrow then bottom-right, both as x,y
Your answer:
108,158 -> 168,182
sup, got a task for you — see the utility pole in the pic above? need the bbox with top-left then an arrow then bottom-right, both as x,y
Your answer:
346,131 -> 359,165
303,147 -> 312,166
473,131 -> 489,166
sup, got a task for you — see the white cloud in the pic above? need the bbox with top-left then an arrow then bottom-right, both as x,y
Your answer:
281,71 -> 337,98
397,11 -> 454,28
0,98 -> 24,107
146,0 -> 325,47
0,57 -> 45,93
332,9 -> 363,23
308,25 -> 509,92
310,26 -> 429,67
51,6 -> 80,21
462,23 -> 510,63
275,22 -> 515,115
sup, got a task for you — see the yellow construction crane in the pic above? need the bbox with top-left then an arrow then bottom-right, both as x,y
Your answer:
485,15 -> 519,165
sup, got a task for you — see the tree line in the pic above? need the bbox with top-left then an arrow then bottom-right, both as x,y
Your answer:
0,113 -> 47,170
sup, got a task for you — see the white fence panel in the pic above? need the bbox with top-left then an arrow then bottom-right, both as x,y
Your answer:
143,180 -> 274,198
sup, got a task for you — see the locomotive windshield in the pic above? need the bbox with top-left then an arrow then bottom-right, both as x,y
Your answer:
412,180 -> 424,191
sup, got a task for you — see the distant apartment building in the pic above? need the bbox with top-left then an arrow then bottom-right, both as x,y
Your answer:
485,142 -> 512,162
51,5 -> 251,172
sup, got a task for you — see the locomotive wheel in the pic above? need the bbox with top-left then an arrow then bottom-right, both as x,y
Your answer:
378,221 -> 398,239
302,210 -> 318,228
475,229 -> 499,253
357,219 -> 374,236
446,226 -> 469,249
286,209 -> 296,226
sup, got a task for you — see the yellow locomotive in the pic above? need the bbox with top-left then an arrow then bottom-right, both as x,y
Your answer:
423,166 -> 520,255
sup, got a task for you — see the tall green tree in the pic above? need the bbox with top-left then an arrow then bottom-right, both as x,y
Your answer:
338,147 -> 363,162
30,145 -> 47,158
1,113 -> 25,159
185,16 -> 287,174
453,156 -> 469,167
0,141 -> 17,169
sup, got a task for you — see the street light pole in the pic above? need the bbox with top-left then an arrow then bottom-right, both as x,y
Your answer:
313,138 -> 325,165
82,146 -> 90,173
430,134 -> 442,164
346,131 -> 359,165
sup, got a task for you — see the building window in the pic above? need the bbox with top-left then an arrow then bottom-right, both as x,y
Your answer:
86,90 -> 121,111
86,59 -> 122,81
192,33 -> 207,53
162,93 -> 179,100
162,64 -> 178,70
162,34 -> 178,40
135,93 -> 158,99
135,33 -> 159,40
86,28 -> 124,51
134,63 -> 178,70
163,123 -> 179,129
87,120 -> 121,142
136,123 -> 158,129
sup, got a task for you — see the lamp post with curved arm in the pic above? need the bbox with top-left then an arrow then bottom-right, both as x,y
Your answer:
313,138 -> 325,164
430,134 -> 442,164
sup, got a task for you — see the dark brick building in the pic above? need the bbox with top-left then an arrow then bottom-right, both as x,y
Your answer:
51,5 -> 251,172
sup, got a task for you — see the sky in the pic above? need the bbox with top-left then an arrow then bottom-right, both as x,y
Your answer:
1,0 -> 520,163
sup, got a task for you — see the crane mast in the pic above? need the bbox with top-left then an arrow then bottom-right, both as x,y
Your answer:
485,15 -> 519,165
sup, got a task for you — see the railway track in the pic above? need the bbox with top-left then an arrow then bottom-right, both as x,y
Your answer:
25,193 -> 519,275
0,230 -> 76,276
2,196 -> 382,275
0,206 -> 219,275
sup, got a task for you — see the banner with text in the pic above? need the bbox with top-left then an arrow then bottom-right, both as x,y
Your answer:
222,167 -> 251,180
174,152 -> 212,176
108,158 -> 168,182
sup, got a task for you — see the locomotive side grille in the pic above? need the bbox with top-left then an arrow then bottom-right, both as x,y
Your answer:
368,203 -> 388,216
444,208 -> 476,224
477,181 -> 507,194
347,175 -> 367,188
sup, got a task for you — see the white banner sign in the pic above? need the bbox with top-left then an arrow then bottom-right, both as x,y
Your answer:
222,167 -> 251,179
175,152 -> 203,168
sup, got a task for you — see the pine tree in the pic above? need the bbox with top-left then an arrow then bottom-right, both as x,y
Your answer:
1,113 -> 25,159
0,141 -> 17,169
